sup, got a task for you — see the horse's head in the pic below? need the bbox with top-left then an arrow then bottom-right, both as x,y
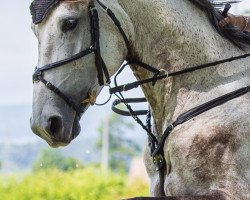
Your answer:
30,0 -> 132,147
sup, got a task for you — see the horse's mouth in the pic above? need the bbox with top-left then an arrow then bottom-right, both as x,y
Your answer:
30,110 -> 81,148
32,128 -> 73,148
49,141 -> 70,148
48,113 -> 81,147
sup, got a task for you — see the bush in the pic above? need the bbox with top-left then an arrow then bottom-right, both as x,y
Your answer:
0,168 -> 149,200
32,149 -> 84,172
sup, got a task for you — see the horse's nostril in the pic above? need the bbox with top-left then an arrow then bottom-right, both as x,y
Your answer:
48,116 -> 62,137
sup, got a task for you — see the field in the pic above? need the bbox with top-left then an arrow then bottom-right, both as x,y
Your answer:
0,167 -> 149,200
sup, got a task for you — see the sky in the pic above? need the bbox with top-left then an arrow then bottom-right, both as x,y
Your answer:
231,0 -> 250,13
0,1 -> 36,105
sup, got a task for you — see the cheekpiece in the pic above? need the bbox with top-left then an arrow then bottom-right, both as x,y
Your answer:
30,0 -> 60,24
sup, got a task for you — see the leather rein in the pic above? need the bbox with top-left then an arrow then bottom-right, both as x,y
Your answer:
32,1 -> 250,197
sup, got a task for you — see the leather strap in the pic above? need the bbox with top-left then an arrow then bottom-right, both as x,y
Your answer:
152,85 -> 250,157
96,0 -> 131,51
38,76 -> 84,116
110,53 -> 250,94
33,47 -> 93,82
112,98 -> 148,116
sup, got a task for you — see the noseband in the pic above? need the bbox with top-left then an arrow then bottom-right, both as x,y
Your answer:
32,0 -> 130,116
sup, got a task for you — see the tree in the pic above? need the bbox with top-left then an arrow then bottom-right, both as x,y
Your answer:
245,10 -> 250,14
96,112 -> 142,172
32,148 -> 84,172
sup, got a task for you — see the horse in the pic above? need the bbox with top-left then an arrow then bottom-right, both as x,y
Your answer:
30,0 -> 250,199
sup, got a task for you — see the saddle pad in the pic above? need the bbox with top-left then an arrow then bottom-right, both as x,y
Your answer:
30,0 -> 60,24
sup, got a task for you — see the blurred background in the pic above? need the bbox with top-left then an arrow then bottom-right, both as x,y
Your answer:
0,1 -> 249,199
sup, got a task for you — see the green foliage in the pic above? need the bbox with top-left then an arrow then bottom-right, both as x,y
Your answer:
96,113 -> 142,172
32,149 -> 84,172
0,168 -> 149,200
244,10 -> 250,14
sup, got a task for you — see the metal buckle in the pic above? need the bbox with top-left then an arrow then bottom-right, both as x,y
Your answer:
159,69 -> 168,78
90,6 -> 96,15
152,69 -> 168,86
153,154 -> 165,171
33,69 -> 42,83
123,84 -> 128,91
104,83 -> 110,87
89,45 -> 96,51
45,81 -> 52,87
169,124 -> 174,132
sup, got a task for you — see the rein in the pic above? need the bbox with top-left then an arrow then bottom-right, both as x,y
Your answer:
110,53 -> 250,94
111,55 -> 250,196
31,0 -> 250,197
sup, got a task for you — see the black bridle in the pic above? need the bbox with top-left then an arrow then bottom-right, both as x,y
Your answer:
33,0 -> 130,116
32,0 -> 250,197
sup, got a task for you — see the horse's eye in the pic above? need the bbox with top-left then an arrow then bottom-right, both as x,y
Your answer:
62,19 -> 78,33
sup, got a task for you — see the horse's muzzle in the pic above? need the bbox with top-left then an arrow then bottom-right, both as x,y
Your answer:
30,107 -> 81,147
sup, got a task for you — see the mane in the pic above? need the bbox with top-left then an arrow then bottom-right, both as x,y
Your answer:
187,0 -> 250,50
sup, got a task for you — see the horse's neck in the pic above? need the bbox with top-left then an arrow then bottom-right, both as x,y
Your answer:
117,0 -> 249,133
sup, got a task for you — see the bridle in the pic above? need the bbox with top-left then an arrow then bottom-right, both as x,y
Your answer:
32,0 -> 250,197
32,0 -> 130,117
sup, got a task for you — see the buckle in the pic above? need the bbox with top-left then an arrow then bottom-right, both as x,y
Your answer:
32,70 -> 42,83
45,82 -> 52,87
89,6 -> 96,15
90,45 -> 97,51
153,154 -> 165,171
152,69 -> 168,86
